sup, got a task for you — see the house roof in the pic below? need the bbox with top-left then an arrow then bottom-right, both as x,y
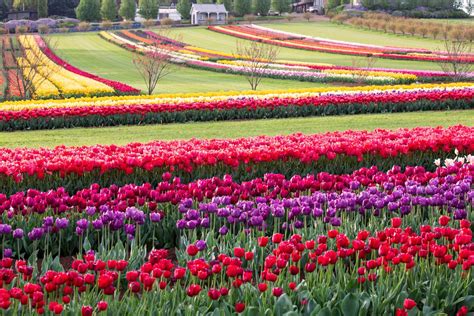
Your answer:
190,4 -> 228,13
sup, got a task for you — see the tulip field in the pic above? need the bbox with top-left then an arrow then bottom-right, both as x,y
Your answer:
0,20 -> 473,316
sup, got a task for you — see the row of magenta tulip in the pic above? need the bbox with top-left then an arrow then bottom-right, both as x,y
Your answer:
0,84 -> 472,131
35,36 -> 140,96
208,25 -> 474,64
104,30 -> 461,86
0,161 -> 472,257
0,126 -> 473,194
0,215 -> 472,315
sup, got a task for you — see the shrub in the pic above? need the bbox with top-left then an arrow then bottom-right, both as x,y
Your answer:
227,15 -> 235,24
37,24 -> 50,34
142,19 -> 156,28
302,12 -> 312,22
77,21 -> 91,32
100,20 -> 113,30
430,27 -> 440,40
418,25 -> 428,38
120,20 -> 133,29
58,27 -> 70,33
244,14 -> 257,23
160,18 -> 174,27
286,13 -> 296,22
15,25 -> 28,34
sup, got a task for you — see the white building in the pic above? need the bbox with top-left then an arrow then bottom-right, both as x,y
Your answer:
190,4 -> 228,25
158,8 -> 182,21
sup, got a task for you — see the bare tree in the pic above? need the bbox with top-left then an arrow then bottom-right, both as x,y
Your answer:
132,30 -> 176,95
350,54 -> 378,85
234,41 -> 279,91
438,33 -> 473,81
10,36 -> 58,99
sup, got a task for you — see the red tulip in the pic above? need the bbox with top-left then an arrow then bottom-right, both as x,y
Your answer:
235,302 -> 245,313
403,298 -> 417,310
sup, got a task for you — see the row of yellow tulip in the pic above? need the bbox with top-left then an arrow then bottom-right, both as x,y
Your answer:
1,82 -> 472,111
17,35 -> 115,98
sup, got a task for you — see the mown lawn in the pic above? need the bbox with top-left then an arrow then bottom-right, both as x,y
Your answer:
1,110 -> 472,148
49,32 -> 330,94
168,25 -> 443,71
261,21 -> 446,50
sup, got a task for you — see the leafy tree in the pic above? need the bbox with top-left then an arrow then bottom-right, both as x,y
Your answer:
217,0 -> 233,14
13,0 -> 34,10
271,0 -> 289,13
139,0 -> 159,19
101,0 -> 117,21
234,0 -> 251,16
253,0 -> 270,15
176,0 -> 191,20
75,0 -> 100,21
49,0 -> 79,18
119,0 -> 136,20
0,0 -> 9,19
37,0 -> 48,17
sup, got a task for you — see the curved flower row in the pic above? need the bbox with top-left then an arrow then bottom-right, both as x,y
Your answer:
0,83 -> 472,131
209,25 -> 474,63
0,126 -> 473,193
35,36 -> 140,95
103,30 -> 430,85
2,82 -> 469,110
17,36 -> 116,99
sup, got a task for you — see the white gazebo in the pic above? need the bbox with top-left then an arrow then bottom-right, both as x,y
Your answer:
190,4 -> 228,25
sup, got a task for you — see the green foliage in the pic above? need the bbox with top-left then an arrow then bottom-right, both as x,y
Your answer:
253,0 -> 270,15
234,0 -> 251,16
37,0 -> 48,18
0,0 -> 9,20
197,0 -> 213,3
13,0 -> 34,10
100,0 -> 117,21
327,0 -> 349,10
75,0 -> 100,21
176,0 -> 191,19
139,0 -> 159,20
271,0 -> 290,13
48,0 -> 79,18
119,0 -> 136,20
217,0 -> 233,13
361,0 -> 460,10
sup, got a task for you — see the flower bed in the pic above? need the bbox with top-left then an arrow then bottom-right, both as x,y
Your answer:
0,83 -> 472,131
0,159 -> 472,315
209,25 -> 474,63
102,30 -> 427,86
35,36 -> 140,95
0,126 -> 473,194
15,35 -> 139,99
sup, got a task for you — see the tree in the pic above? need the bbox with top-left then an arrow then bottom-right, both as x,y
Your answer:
176,0 -> 191,19
139,0 -> 159,20
75,0 -> 100,21
37,0 -> 48,18
119,0 -> 136,20
101,0 -> 117,21
234,40 -> 279,90
234,0 -> 251,16
132,30 -> 176,94
48,0 -> 79,18
271,0 -> 289,13
438,31 -> 473,81
253,0 -> 270,15
217,0 -> 233,13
